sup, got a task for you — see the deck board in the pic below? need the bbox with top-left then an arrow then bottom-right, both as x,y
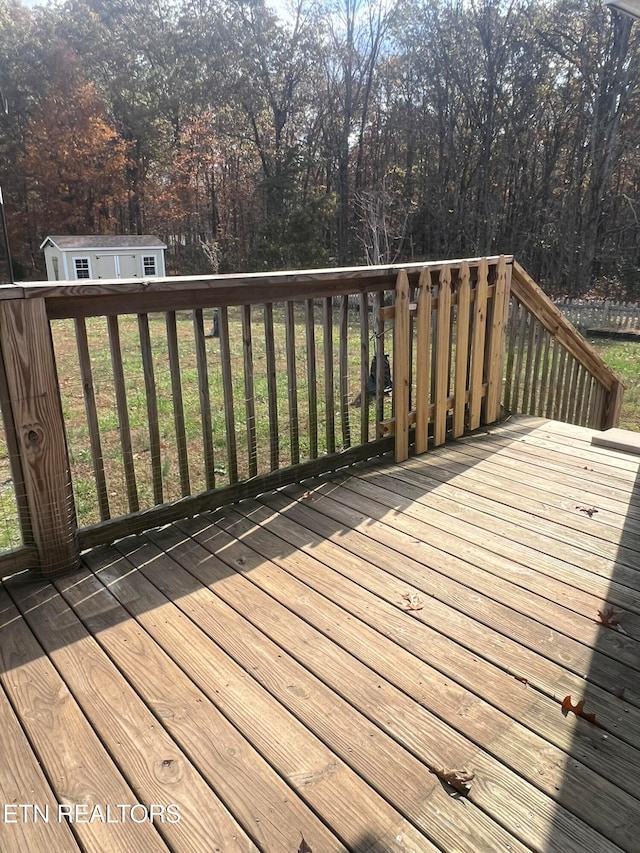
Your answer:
1,416 -> 639,852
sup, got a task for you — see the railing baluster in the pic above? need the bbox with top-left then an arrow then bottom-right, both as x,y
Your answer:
580,373 -> 593,426
75,317 -> 110,520
305,299 -> 319,459
529,320 -> 544,416
574,366 -> 587,426
107,315 -> 139,513
323,297 -> 336,455
219,306 -> 238,482
564,358 -> 580,424
469,259 -> 488,430
393,270 -> 411,460
521,316 -> 536,413
165,311 -> 191,496
590,382 -> 605,429
511,301 -> 528,413
552,348 -> 567,421
263,303 -> 279,472
359,293 -> 370,445
415,268 -> 433,452
503,298 -> 519,412
545,339 -> 559,419
373,291 -> 385,434
453,263 -> 470,438
434,266 -> 452,444
285,300 -> 300,465
193,308 -> 216,490
138,313 -> 163,505
536,330 -> 551,418
241,304 -> 258,478
339,295 -> 351,449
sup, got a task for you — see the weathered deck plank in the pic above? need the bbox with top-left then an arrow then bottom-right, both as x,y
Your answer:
1,416 -> 638,852
0,586 -> 170,853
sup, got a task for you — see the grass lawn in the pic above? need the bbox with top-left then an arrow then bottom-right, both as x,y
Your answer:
588,338 -> 640,432
50,302 -> 386,530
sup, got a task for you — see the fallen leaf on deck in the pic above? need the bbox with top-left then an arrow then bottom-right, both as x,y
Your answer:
513,675 -> 528,686
597,606 -> 623,630
612,686 -> 626,700
561,695 -> 605,729
401,592 -> 424,611
298,835 -> 313,853
599,606 -> 621,626
575,505 -> 598,517
300,491 -> 314,501
433,766 -> 475,796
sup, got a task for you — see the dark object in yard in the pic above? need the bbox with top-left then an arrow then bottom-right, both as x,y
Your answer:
206,310 -> 220,338
586,328 -> 640,341
367,354 -> 392,394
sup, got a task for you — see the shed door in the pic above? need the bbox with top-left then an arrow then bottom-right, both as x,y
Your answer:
117,254 -> 138,278
93,255 -> 117,279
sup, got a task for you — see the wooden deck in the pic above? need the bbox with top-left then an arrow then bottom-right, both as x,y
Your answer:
1,415 -> 639,852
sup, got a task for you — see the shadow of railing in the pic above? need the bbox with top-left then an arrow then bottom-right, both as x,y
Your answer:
543,437 -> 640,853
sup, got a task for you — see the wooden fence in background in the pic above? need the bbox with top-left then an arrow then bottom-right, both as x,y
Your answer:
554,298 -> 640,333
0,256 -> 624,579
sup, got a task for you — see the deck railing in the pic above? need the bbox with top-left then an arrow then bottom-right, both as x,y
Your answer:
505,262 -> 623,430
0,256 -> 623,578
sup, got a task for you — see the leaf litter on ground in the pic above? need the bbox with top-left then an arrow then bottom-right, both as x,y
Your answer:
597,606 -> 627,634
401,591 -> 424,611
298,834 -> 313,853
575,505 -> 598,517
561,696 -> 605,729
432,766 -> 475,797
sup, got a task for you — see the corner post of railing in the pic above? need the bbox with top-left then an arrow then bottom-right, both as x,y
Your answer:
0,295 -> 79,577
601,379 -> 624,430
485,255 -> 510,424
393,270 -> 411,462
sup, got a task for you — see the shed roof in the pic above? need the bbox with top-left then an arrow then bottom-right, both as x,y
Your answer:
40,235 -> 167,251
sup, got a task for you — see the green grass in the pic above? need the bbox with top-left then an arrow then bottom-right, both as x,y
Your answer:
48,302 -> 387,530
587,338 -> 640,432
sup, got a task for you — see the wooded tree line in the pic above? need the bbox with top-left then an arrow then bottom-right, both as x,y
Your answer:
2,0 -> 640,295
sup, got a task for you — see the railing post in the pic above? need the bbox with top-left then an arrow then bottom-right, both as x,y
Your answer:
602,380 -> 624,430
485,255 -> 510,424
0,297 -> 79,577
393,270 -> 410,462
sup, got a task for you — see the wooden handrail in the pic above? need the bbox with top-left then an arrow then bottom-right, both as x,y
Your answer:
510,261 -> 624,428
511,262 -> 620,393
4,256 -> 513,319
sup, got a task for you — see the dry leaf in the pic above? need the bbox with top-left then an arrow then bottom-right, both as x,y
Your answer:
561,695 -> 605,729
575,505 -> 598,517
298,835 -> 313,853
433,766 -> 475,796
401,592 -> 424,611
612,686 -> 626,700
597,606 -> 623,630
513,675 -> 528,686
300,491 -> 313,501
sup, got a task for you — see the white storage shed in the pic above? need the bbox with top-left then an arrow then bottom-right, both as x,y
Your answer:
40,235 -> 167,281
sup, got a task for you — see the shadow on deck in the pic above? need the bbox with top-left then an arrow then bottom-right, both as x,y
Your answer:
0,415 -> 638,852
